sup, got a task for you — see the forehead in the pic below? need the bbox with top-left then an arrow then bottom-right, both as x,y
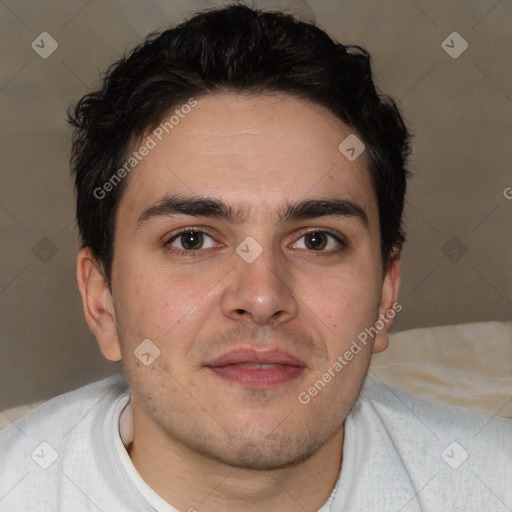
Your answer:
117,92 -> 377,223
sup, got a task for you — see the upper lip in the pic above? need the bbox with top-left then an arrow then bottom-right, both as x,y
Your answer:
205,348 -> 307,367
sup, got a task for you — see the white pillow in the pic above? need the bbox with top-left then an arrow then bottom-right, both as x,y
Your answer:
369,320 -> 512,418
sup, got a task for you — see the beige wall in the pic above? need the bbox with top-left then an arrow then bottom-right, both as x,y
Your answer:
0,0 -> 510,409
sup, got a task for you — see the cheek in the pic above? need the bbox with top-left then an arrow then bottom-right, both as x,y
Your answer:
300,268 -> 382,375
303,262 -> 381,325
114,257 -> 226,343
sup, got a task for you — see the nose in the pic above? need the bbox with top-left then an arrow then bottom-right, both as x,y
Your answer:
221,244 -> 298,326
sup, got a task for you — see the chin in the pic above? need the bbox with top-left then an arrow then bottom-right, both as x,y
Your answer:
211,444 -> 317,471
201,424 -> 330,471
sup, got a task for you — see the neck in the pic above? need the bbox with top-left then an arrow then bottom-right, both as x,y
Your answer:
127,407 -> 344,512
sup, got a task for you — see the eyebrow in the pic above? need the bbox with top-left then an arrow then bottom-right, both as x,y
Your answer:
135,194 -> 368,232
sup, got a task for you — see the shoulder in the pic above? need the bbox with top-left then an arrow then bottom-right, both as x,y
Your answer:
352,377 -> 512,508
0,372 -> 130,510
359,376 -> 512,440
0,372 -> 129,443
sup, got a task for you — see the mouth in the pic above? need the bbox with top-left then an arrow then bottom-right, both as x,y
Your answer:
204,348 -> 307,388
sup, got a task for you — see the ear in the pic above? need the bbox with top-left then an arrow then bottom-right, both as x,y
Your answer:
372,250 -> 401,354
76,247 -> 122,362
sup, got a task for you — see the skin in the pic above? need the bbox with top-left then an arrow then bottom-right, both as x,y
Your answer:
77,92 -> 400,512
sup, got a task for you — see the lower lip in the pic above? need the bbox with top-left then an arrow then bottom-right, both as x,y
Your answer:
207,364 -> 305,388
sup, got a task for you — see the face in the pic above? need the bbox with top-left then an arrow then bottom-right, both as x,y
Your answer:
78,92 -> 400,471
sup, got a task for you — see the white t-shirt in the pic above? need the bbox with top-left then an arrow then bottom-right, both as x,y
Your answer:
0,372 -> 510,511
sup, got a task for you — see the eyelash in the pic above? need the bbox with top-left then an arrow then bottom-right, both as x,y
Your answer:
164,228 -> 347,257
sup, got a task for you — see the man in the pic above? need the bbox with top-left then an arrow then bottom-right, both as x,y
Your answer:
1,4 -> 510,511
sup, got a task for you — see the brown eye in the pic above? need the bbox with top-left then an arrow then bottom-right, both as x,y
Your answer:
180,231 -> 204,250
304,231 -> 328,250
166,230 -> 216,252
292,230 -> 345,252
